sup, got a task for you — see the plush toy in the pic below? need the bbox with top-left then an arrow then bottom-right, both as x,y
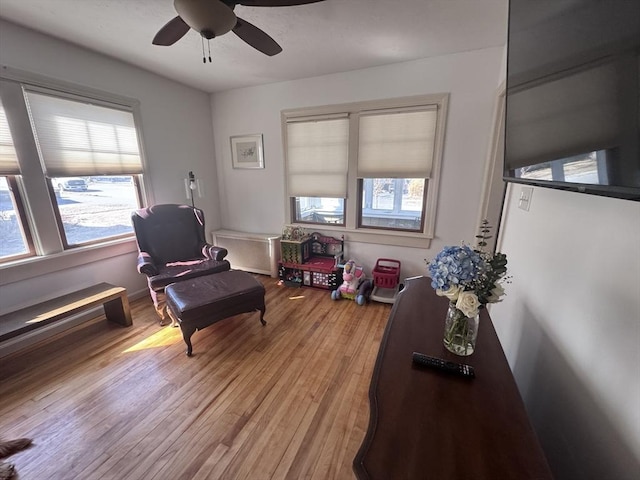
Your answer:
331,259 -> 372,305
339,259 -> 362,295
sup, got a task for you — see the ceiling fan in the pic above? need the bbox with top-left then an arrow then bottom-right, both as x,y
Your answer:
153,0 -> 325,57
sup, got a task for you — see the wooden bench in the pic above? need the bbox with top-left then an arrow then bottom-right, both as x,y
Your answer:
0,282 -> 132,343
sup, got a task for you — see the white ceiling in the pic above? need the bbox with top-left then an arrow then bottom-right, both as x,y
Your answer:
0,0 -> 508,93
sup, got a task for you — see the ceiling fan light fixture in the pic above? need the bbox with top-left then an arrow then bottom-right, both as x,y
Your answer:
174,0 -> 237,38
154,0 -> 326,54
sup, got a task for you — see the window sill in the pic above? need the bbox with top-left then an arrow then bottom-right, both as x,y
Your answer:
0,237 -> 138,286
291,224 -> 432,249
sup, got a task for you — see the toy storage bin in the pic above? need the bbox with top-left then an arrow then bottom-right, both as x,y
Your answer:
372,259 -> 401,289
280,237 -> 312,264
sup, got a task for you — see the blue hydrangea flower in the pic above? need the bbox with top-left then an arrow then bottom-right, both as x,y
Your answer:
428,245 -> 487,291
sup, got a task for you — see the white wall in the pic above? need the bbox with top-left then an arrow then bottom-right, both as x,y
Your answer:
0,22 -> 221,339
211,46 -> 505,279
492,184 -> 640,479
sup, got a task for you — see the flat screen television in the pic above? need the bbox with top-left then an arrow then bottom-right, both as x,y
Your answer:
504,0 -> 640,201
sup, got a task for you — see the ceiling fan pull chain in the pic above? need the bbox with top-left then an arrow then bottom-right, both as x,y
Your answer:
201,35 -> 206,63
208,39 -> 212,63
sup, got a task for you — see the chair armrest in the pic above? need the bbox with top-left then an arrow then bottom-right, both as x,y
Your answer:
202,244 -> 228,261
137,252 -> 158,276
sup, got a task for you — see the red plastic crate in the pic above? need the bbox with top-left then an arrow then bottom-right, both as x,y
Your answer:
372,258 -> 401,289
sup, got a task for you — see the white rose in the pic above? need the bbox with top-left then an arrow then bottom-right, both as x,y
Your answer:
456,291 -> 480,318
436,284 -> 462,302
486,283 -> 505,303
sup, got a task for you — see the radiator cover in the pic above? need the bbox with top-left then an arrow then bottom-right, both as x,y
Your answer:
211,230 -> 281,278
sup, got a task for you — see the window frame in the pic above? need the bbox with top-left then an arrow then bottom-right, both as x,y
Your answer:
281,94 -> 449,248
1,175 -> 36,261
0,66 -> 150,271
357,177 -> 427,233
46,174 -> 144,249
290,197 -> 346,226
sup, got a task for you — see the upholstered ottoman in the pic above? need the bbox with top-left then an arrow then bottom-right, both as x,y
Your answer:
165,270 -> 266,356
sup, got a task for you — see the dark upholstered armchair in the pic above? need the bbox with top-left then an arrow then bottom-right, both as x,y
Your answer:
132,204 -> 231,324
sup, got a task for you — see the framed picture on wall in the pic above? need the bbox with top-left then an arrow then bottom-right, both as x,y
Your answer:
230,134 -> 264,169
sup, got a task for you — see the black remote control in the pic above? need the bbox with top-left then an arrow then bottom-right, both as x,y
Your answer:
412,352 -> 475,378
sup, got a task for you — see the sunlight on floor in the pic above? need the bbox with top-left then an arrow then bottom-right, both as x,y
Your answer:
122,326 -> 181,353
289,295 -> 306,300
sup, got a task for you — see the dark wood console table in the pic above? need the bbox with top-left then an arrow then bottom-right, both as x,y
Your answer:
353,276 -> 553,479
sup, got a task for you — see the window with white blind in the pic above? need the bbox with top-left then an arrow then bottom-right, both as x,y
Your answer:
25,91 -> 144,177
0,74 -> 146,261
358,108 -> 437,232
0,98 -> 34,261
23,89 -> 144,247
282,94 -> 448,242
0,100 -> 20,176
286,115 -> 349,225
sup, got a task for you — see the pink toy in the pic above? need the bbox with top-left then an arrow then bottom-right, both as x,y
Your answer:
340,259 -> 362,294
331,259 -> 372,305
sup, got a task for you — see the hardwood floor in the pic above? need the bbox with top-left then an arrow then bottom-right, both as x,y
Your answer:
0,275 -> 391,480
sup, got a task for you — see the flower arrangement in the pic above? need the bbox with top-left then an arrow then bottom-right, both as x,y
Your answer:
427,220 -> 509,318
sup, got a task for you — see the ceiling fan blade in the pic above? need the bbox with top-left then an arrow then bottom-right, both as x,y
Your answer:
232,17 -> 283,56
234,1 -> 325,6
152,16 -> 191,46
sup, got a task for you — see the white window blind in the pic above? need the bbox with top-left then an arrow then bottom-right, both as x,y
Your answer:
0,99 -> 20,175
25,91 -> 143,176
286,116 -> 349,198
358,108 -> 437,178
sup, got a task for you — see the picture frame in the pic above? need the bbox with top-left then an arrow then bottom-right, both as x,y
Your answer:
230,134 -> 264,169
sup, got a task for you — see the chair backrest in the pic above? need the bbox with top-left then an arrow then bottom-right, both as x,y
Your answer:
132,204 -> 207,264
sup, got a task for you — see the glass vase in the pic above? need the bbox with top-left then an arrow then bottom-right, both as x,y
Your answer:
443,302 -> 479,356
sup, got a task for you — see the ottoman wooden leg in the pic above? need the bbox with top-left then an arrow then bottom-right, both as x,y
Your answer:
259,305 -> 267,326
180,324 -> 197,357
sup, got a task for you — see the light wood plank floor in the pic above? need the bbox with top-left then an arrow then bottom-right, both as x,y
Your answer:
0,275 -> 391,480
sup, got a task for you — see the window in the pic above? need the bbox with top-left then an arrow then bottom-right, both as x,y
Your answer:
293,197 -> 345,224
0,74 -> 146,263
0,176 -> 34,261
357,108 -> 436,232
286,115 -> 349,226
360,178 -> 425,230
48,175 -> 140,247
0,99 -> 34,261
282,94 -> 448,243
23,90 -> 143,247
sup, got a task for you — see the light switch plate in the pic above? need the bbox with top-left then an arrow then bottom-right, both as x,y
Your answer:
518,186 -> 533,211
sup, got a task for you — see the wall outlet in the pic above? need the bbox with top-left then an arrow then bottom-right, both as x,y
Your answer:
518,186 -> 533,211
